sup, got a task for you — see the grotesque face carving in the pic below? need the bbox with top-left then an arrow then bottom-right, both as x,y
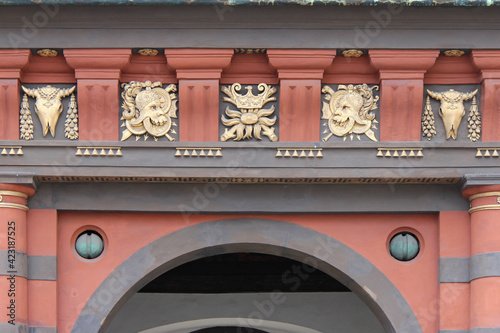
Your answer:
22,85 -> 75,137
322,84 -> 379,142
120,81 -> 178,141
427,89 -> 477,140
131,88 -> 172,137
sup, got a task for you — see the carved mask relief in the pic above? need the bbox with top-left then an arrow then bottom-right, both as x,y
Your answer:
121,81 -> 178,141
321,84 -> 379,142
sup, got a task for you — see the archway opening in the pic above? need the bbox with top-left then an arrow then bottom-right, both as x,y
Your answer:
105,252 -> 384,333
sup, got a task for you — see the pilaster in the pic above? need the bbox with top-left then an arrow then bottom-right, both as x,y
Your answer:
165,49 -> 234,142
370,50 -> 439,141
0,50 -> 31,141
462,176 -> 500,331
0,183 -> 36,330
267,50 -> 335,142
65,49 -> 132,141
471,50 -> 500,142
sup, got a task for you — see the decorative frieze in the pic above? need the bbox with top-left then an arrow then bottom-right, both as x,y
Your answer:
476,148 -> 500,158
175,148 -> 222,157
275,148 -> 323,158
321,84 -> 379,142
377,148 -> 423,158
0,146 -> 23,156
75,147 -> 122,157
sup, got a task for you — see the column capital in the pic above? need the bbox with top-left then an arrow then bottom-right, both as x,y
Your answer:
471,50 -> 500,80
0,49 -> 31,79
461,174 -> 500,192
64,49 -> 132,79
461,175 -> 500,213
267,49 -> 335,79
0,172 -> 37,190
165,49 -> 234,79
369,49 -> 440,80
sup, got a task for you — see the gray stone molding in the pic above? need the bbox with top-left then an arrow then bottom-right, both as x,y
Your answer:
29,182 -> 468,213
0,6 -> 500,49
0,324 -> 56,333
0,251 -> 27,278
470,252 -> 500,281
0,172 -> 37,189
72,218 -> 422,333
439,257 -> 470,283
0,323 -> 29,333
2,142 -> 500,183
470,329 -> 500,333
461,174 -> 500,190
27,255 -> 57,281
439,330 -> 469,333
0,252 -> 56,280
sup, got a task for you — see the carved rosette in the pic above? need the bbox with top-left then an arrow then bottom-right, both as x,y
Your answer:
321,84 -> 379,142
120,81 -> 178,141
220,83 -> 278,142
21,85 -> 77,140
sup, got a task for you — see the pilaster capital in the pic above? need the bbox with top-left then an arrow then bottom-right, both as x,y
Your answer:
165,49 -> 234,79
369,50 -> 439,80
64,49 -> 132,80
0,49 -> 31,79
0,172 -> 37,191
471,50 -> 500,80
461,175 -> 500,213
267,49 -> 335,79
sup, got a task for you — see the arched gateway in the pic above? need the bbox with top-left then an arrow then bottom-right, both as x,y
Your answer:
72,219 -> 422,333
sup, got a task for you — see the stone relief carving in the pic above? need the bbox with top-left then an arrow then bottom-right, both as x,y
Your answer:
425,88 -> 479,141
21,85 -> 77,140
121,81 -> 178,141
220,83 -> 278,142
322,84 -> 379,142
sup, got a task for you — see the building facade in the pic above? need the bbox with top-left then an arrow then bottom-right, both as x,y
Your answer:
0,1 -> 500,333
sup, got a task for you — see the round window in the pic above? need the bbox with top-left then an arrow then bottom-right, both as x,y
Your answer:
389,232 -> 420,261
75,230 -> 104,260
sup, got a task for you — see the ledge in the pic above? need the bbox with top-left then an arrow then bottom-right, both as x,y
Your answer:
0,0 -> 499,6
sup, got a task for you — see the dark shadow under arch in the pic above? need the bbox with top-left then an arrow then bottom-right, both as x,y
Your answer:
72,218 -> 422,333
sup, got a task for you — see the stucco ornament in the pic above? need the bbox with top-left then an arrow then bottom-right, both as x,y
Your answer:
427,88 -> 478,140
121,81 -> 178,141
322,84 -> 379,142
220,83 -> 278,142
21,85 -> 76,138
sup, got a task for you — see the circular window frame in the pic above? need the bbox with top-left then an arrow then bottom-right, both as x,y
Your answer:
386,227 -> 424,263
71,225 -> 108,262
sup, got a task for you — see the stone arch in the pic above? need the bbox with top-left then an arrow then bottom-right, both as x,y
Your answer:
72,218 -> 422,333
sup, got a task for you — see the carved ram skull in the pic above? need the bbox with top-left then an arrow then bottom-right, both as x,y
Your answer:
427,88 -> 477,140
22,85 -> 75,137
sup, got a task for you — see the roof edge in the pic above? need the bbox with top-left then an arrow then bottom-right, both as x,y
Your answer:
1,0 -> 499,7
